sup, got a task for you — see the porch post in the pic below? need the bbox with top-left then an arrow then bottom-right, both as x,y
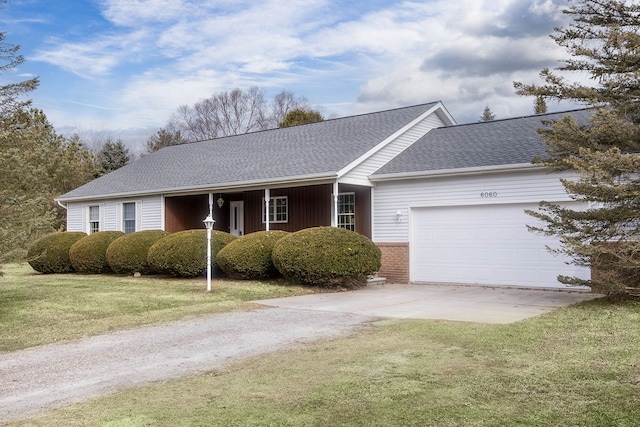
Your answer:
332,181 -> 339,227
208,193 -> 213,218
264,188 -> 270,231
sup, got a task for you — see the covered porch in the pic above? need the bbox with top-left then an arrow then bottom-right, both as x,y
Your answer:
164,183 -> 372,238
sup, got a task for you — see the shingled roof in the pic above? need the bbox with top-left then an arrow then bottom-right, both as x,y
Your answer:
58,102 -> 440,201
372,108 -> 593,178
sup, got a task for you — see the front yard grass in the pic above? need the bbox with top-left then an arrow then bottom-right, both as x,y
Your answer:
0,263 -> 314,353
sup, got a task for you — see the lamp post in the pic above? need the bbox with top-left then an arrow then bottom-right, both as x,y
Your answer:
203,214 -> 215,292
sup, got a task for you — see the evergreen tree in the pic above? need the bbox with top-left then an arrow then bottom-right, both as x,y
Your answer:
479,106 -> 496,122
144,128 -> 187,155
96,138 -> 131,177
278,108 -> 324,128
514,0 -> 640,292
0,36 -> 38,119
534,96 -> 548,114
0,110 -> 96,261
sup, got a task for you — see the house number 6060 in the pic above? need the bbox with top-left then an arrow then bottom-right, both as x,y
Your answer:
480,192 -> 498,198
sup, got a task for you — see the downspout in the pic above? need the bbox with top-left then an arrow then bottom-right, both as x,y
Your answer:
57,200 -> 67,210
264,188 -> 270,231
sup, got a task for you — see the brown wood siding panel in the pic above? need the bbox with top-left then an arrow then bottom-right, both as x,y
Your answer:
243,190 -> 262,234
164,195 -> 208,233
243,185 -> 333,234
339,184 -> 372,239
286,184 -> 333,232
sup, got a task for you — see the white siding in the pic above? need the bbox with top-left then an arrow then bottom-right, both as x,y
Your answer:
341,113 -> 447,185
141,196 -> 163,230
373,169 -> 576,242
104,203 -> 117,230
64,195 -> 164,232
66,203 -> 85,232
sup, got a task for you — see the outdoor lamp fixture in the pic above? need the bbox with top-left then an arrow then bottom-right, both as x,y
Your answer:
396,210 -> 403,223
203,214 -> 216,292
217,196 -> 224,208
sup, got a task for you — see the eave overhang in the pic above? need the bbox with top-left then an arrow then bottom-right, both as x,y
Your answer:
55,172 -> 340,203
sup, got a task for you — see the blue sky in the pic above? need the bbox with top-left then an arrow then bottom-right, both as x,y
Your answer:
0,0 -> 576,152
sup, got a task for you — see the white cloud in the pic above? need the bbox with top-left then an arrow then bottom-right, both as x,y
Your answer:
28,0 -> 576,131
98,0 -> 192,26
32,29 -> 151,78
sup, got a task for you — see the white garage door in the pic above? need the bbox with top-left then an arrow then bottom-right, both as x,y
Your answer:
411,203 -> 589,289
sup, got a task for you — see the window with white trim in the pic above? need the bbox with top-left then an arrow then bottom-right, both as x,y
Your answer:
338,193 -> 355,231
88,205 -> 100,234
263,196 -> 288,223
122,202 -> 136,234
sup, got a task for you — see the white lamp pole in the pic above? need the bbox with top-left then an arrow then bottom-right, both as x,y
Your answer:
203,214 -> 215,292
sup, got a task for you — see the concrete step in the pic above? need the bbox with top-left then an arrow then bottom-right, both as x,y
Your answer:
366,276 -> 386,286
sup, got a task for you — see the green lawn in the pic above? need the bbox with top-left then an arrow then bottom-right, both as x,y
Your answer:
3,264 -> 640,426
0,263 -> 314,352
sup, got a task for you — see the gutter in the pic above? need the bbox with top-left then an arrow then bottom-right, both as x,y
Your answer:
57,200 -> 67,210
369,163 -> 544,182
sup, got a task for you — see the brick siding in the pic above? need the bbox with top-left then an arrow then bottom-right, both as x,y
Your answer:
376,242 -> 410,284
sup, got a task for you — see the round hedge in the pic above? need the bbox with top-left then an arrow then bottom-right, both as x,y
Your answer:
106,230 -> 169,274
217,230 -> 289,279
69,231 -> 124,274
27,232 -> 87,273
272,226 -> 381,288
147,229 -> 236,277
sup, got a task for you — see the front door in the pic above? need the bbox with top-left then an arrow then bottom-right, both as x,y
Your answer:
230,201 -> 244,236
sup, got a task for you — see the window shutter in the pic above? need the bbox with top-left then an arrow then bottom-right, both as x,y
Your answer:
136,200 -> 142,231
99,204 -> 106,232
82,205 -> 88,233
115,202 -> 122,232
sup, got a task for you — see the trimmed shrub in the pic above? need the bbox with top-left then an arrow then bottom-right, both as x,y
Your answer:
217,230 -> 289,279
272,226 -> 381,288
27,232 -> 87,273
69,231 -> 124,274
147,229 -> 236,277
106,230 -> 169,275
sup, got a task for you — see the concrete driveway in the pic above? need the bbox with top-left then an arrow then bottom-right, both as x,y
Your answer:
257,283 -> 602,324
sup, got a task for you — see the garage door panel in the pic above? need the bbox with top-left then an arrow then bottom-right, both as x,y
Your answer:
411,203 -> 590,289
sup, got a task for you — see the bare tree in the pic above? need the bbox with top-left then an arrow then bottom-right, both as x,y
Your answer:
270,90 -> 310,128
167,87 -> 312,141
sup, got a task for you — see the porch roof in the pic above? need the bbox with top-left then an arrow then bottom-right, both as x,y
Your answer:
58,102 -> 440,202
371,108 -> 593,180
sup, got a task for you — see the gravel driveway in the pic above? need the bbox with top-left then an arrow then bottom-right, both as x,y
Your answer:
0,307 -> 373,423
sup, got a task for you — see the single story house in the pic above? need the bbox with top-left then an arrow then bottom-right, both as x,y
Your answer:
56,101 -> 591,289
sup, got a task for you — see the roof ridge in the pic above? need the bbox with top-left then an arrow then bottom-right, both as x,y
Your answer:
186,101 -> 440,144
440,107 -> 593,130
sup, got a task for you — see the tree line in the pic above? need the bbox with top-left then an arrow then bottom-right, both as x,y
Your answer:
0,109 -> 134,261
